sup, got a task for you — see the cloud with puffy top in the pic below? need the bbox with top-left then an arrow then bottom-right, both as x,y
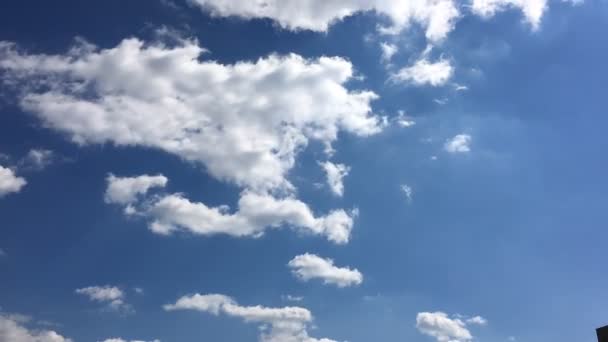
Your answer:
0,313 -> 72,342
75,285 -> 132,313
416,311 -> 487,342
444,134 -> 472,153
0,165 -> 26,197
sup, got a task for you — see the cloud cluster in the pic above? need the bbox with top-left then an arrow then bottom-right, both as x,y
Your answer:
288,253 -> 363,287
0,313 -> 72,342
192,0 -> 460,42
75,286 -> 132,313
392,57 -> 453,86
0,38 -> 383,194
0,165 -> 27,197
416,312 -> 487,342
164,293 -> 336,342
106,174 -> 357,244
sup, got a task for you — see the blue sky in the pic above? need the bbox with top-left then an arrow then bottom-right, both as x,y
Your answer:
0,0 -> 607,341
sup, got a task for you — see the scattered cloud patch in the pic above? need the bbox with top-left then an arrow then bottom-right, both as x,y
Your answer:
395,111 -> 416,128
319,161 -> 350,197
417,312 -> 480,342
392,58 -> 453,86
288,253 -> 363,287
282,295 -> 304,302
0,165 -> 26,197
401,184 -> 413,203
465,315 -> 488,325
471,0 -> 545,29
164,293 -> 337,342
0,313 -> 72,342
19,149 -> 55,171
444,134 -> 472,153
100,339 -> 160,342
75,286 -> 132,313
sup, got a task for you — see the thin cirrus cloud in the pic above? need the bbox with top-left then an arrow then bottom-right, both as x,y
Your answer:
0,313 -> 72,342
416,311 -> 487,342
0,165 -> 27,197
288,253 -> 363,287
105,174 -> 358,244
75,286 -> 132,313
164,293 -> 337,342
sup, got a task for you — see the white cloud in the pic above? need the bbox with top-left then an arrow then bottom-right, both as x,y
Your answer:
0,165 -> 27,197
465,315 -> 488,325
104,174 -> 168,205
319,161 -> 350,197
395,111 -> 416,127
100,339 -> 160,342
401,184 -> 413,203
444,134 -> 471,153
75,286 -> 132,313
392,57 -> 453,86
416,312 -> 473,342
288,253 -> 363,287
0,38 -> 383,194
105,173 -> 357,244
282,295 -> 304,302
164,293 -> 336,342
380,42 -> 398,62
19,149 -> 55,171
192,0 -> 460,42
0,313 -> 72,342
147,191 -> 357,244
471,0 -> 546,29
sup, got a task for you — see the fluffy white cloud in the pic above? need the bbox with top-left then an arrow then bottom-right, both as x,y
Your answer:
471,0 -> 546,29
0,314 -> 72,342
0,165 -> 27,197
75,286 -> 131,312
444,134 -> 471,153
149,191 -> 356,244
192,0 -> 460,42
319,161 -> 350,197
416,312 -> 472,342
19,149 -> 55,171
164,293 -> 336,342
105,173 -> 357,244
465,315 -> 488,325
392,57 -> 453,86
0,38 -> 382,193
288,253 -> 363,287
104,174 -> 168,205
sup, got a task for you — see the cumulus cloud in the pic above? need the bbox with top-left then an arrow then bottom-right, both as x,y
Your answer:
392,57 -> 453,86
0,38 -> 382,193
191,0 -> 460,42
319,161 -> 350,197
401,184 -> 413,203
288,253 -> 363,287
164,293 -> 337,342
0,165 -> 27,197
0,313 -> 72,342
416,312 -> 487,342
106,173 -> 357,244
75,286 -> 132,313
104,174 -> 168,205
444,134 -> 471,153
